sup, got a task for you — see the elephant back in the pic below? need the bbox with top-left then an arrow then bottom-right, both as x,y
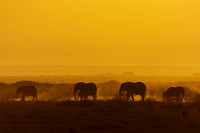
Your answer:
74,82 -> 97,99
85,83 -> 97,95
166,87 -> 185,97
17,86 -> 37,96
132,82 -> 146,94
120,82 -> 146,95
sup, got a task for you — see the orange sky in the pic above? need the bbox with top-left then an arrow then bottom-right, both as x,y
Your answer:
1,0 -> 200,66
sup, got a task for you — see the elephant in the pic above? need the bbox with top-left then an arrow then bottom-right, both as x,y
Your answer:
16,86 -> 38,101
119,82 -> 146,101
163,87 -> 185,102
74,82 -> 97,101
77,91 -> 86,101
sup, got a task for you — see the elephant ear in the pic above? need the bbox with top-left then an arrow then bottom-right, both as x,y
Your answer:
119,88 -> 125,96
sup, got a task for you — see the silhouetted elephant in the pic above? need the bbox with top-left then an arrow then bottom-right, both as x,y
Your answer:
16,86 -> 38,101
77,91 -> 86,101
77,91 -> 82,100
119,82 -> 146,101
163,87 -> 185,102
74,82 -> 97,101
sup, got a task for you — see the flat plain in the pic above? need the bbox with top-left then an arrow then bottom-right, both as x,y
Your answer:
0,101 -> 200,133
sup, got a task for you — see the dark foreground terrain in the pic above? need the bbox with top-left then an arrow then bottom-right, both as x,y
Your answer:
0,101 -> 200,133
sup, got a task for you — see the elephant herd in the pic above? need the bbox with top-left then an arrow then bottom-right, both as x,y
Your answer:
16,82 -> 186,102
73,82 -> 185,102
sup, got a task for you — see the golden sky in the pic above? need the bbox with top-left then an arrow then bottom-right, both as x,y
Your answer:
1,0 -> 200,66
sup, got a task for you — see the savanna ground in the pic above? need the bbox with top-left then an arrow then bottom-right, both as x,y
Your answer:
1,100 -> 200,133
1,80 -> 200,133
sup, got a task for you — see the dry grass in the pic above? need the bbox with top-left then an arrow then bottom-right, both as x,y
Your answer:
0,101 -> 200,133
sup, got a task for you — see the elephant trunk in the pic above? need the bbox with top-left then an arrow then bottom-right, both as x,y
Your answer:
74,88 -> 78,100
162,91 -> 167,102
74,90 -> 76,100
162,96 -> 165,102
16,91 -> 19,98
119,87 -> 123,96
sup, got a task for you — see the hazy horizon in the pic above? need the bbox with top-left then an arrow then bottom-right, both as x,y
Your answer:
1,65 -> 200,77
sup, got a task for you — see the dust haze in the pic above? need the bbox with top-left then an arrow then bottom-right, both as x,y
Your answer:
1,65 -> 200,102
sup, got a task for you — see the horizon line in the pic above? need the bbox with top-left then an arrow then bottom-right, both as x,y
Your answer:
1,65 -> 200,68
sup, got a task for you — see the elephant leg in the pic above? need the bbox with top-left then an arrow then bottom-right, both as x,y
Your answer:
181,97 -> 183,102
141,94 -> 144,101
180,95 -> 183,102
126,93 -> 130,101
22,95 -> 25,101
95,95 -> 97,101
81,96 -> 83,101
93,95 -> 97,101
131,94 -> 134,101
177,96 -> 180,102
180,94 -> 183,102
169,97 -> 172,102
180,96 -> 182,102
126,93 -> 129,101
170,97 -> 173,102
83,96 -> 86,101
